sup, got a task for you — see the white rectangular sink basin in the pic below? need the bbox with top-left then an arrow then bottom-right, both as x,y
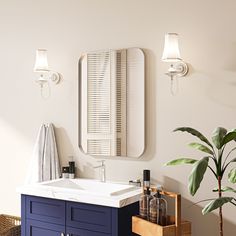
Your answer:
41,178 -> 137,197
17,178 -> 143,208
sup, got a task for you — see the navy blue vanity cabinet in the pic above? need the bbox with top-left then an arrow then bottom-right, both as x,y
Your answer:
21,195 -> 139,236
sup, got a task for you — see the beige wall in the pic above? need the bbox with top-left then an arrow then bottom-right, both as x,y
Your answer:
1,0 -> 236,235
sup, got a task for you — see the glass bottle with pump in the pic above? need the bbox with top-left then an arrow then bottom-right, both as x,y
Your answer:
139,187 -> 153,220
156,190 -> 167,226
149,190 -> 167,225
149,192 -> 158,223
139,170 -> 152,220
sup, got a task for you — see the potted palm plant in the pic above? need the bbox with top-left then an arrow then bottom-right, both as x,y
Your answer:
165,127 -> 236,236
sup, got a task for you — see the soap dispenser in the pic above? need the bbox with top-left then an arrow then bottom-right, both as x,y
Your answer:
139,187 -> 153,220
139,170 -> 152,220
149,191 -> 158,223
149,189 -> 167,225
156,190 -> 167,226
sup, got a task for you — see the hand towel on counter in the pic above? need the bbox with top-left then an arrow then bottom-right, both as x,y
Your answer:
25,123 -> 61,184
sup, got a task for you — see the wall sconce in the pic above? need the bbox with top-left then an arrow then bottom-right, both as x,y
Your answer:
34,49 -> 61,97
162,33 -> 189,94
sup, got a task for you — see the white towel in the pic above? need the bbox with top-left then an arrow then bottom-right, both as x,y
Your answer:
43,123 -> 61,181
25,124 -> 46,184
25,123 -> 61,184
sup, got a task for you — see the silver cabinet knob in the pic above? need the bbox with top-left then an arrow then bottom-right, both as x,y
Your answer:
61,233 -> 65,236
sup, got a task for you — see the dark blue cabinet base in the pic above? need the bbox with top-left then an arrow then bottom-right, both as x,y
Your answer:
21,195 -> 139,236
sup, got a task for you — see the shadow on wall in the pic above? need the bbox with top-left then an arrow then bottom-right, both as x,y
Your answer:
77,161 -> 97,179
55,126 -> 98,179
54,126 -> 76,166
161,176 -> 236,236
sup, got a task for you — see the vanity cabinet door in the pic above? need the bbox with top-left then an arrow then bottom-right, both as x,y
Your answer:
66,202 -> 111,234
26,219 -> 65,236
66,226 -> 111,236
26,196 -> 66,225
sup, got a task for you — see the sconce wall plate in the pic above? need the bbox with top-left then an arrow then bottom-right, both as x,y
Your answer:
50,72 -> 61,84
35,71 -> 61,85
166,61 -> 188,78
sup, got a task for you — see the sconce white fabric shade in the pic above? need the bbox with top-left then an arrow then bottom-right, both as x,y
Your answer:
162,33 -> 182,62
34,49 -> 49,71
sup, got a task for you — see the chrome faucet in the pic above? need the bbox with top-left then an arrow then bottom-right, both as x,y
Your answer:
94,160 -> 106,182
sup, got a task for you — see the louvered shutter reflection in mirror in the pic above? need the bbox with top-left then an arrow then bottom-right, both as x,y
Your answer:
79,48 -> 145,158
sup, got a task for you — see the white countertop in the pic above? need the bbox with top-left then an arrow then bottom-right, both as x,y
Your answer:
17,178 -> 142,208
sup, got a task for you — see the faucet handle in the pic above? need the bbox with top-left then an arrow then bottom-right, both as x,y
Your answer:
97,160 -> 105,166
129,179 -> 141,187
94,160 -> 105,169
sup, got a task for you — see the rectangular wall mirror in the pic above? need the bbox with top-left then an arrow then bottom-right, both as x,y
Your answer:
79,48 -> 145,158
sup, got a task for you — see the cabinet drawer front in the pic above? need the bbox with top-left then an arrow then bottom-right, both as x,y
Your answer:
26,219 -> 65,236
26,196 -> 65,225
67,226 -> 111,236
67,202 -> 111,233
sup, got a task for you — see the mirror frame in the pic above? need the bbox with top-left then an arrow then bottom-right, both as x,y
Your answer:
78,48 -> 145,158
